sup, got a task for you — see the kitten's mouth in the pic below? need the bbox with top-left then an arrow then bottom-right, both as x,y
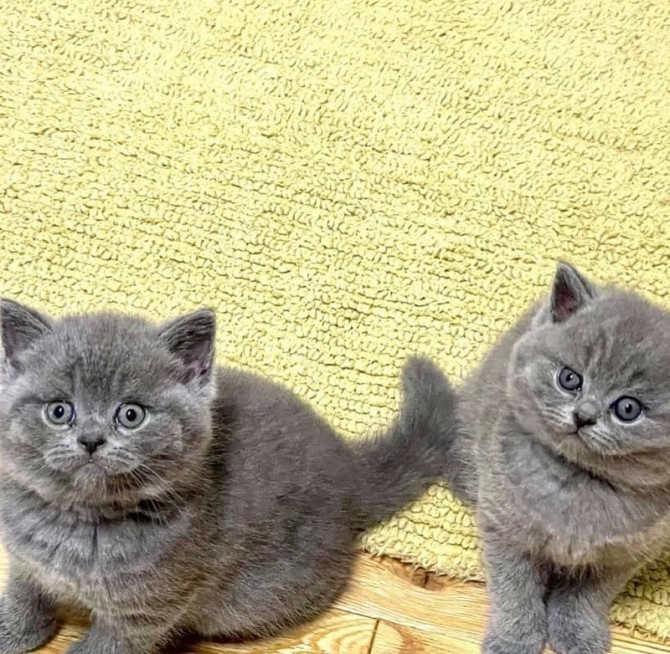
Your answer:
45,454 -> 139,485
74,459 -> 106,475
568,427 -> 615,456
72,457 -> 125,478
571,426 -> 592,442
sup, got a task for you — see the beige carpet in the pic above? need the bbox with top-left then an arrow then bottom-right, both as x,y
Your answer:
1,0 -> 670,639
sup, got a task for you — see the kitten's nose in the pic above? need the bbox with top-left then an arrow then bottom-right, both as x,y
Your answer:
574,401 -> 599,428
77,433 -> 106,455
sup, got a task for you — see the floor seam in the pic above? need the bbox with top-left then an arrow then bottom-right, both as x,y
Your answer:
366,619 -> 381,654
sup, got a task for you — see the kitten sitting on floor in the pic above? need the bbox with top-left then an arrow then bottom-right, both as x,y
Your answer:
435,262 -> 670,654
0,301 -> 454,654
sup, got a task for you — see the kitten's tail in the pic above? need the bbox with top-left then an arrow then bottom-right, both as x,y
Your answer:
351,356 -> 467,531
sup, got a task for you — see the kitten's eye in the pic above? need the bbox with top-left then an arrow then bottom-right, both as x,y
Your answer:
116,403 -> 147,430
45,401 -> 75,426
558,366 -> 582,392
612,396 -> 643,423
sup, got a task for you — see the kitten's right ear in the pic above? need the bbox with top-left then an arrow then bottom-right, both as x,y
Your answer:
550,262 -> 596,323
1,299 -> 53,366
159,308 -> 216,385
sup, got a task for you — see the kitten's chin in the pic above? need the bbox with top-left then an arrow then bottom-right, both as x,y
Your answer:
555,433 -> 597,460
570,428 -> 613,456
544,429 -> 622,475
70,460 -> 117,487
48,457 -> 138,494
513,406 -> 614,461
47,455 -> 134,477
66,461 -> 147,503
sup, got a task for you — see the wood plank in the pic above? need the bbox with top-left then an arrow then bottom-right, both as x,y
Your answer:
336,555 -> 485,637
32,610 -> 377,654
425,567 -> 670,654
371,620 -> 668,654
609,634 -> 670,654
370,620 -> 480,654
337,555 -> 669,654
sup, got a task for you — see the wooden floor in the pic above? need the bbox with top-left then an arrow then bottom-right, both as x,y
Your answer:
3,554 -> 667,653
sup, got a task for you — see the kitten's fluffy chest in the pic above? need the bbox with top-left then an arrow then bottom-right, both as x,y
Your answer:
482,432 -> 670,567
0,484 -> 188,609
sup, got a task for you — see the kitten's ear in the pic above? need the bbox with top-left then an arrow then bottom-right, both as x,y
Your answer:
159,308 -> 216,384
1,299 -> 53,366
550,262 -> 596,323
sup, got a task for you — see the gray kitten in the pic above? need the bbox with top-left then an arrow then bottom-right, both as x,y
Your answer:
436,262 -> 670,654
0,301 -> 455,654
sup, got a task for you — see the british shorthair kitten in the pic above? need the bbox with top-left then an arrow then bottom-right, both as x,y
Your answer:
0,301 -> 454,654
439,262 -> 670,654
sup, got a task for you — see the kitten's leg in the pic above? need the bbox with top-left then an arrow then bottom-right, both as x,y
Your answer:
482,539 -> 547,654
547,565 -> 635,654
66,618 -> 173,654
0,570 -> 58,654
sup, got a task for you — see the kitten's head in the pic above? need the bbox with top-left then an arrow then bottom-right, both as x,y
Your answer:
0,301 -> 216,506
508,262 -> 670,488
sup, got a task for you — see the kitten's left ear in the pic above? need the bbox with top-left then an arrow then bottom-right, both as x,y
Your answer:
1,299 -> 53,367
159,308 -> 216,384
550,261 -> 596,323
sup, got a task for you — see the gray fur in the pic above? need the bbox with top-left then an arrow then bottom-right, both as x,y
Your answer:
438,262 -> 670,654
0,301 -> 454,654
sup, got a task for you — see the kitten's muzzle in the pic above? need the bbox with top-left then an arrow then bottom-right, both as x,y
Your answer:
573,400 -> 599,429
77,432 -> 107,456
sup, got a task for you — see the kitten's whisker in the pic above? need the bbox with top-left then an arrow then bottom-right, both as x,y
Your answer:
133,464 -> 185,507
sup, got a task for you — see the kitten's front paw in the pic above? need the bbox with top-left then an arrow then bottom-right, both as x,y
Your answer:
547,606 -> 610,654
67,639 -> 93,654
67,635 -> 126,654
67,637 -> 122,654
548,622 -> 610,654
482,628 -> 545,654
66,630 -> 147,654
0,598 -> 57,654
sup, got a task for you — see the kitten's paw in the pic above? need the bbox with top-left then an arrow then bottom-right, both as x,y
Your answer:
66,639 -> 91,654
66,636 -> 125,654
67,637 -> 120,654
549,623 -> 610,654
0,601 -> 57,654
547,610 -> 610,654
66,631 -> 145,654
482,629 -> 545,654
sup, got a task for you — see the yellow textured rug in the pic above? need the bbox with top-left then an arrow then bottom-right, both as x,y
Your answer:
1,0 -> 670,639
